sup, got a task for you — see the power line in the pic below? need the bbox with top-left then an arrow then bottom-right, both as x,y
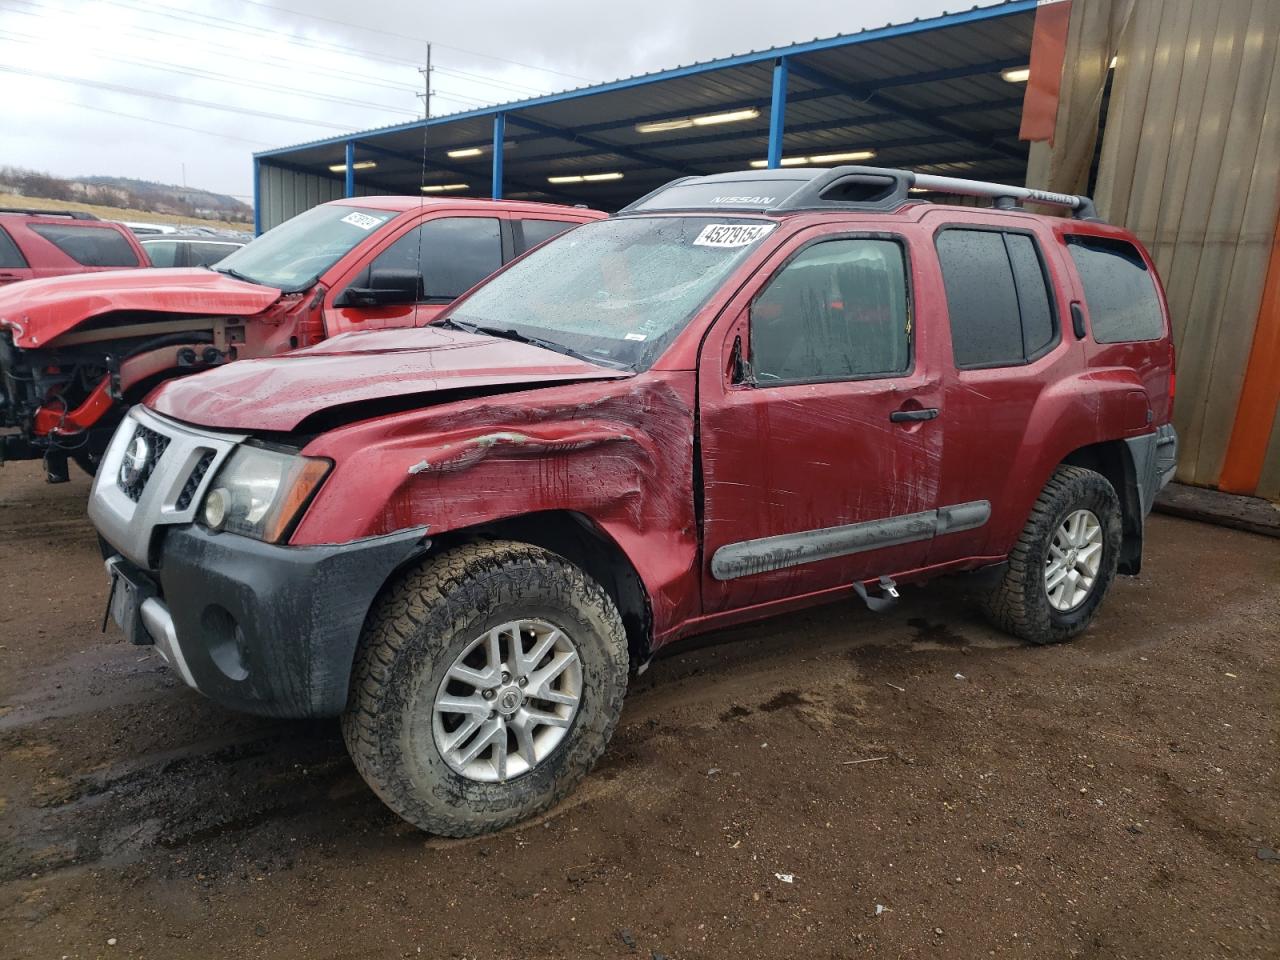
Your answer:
0,29 -> 422,116
4,0 -> 423,96
222,0 -> 599,84
33,94 -> 277,146
11,0 -> 534,108
0,64 -> 364,131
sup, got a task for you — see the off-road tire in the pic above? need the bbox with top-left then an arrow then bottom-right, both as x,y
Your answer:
341,540 -> 629,836
983,466 -> 1123,645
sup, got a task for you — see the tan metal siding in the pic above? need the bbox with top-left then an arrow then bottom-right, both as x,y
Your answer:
1095,0 -> 1280,490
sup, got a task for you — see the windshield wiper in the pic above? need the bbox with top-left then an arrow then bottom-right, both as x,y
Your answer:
214,265 -> 263,286
439,319 -> 633,371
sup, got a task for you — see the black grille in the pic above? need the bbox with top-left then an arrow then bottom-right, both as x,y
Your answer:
176,449 -> 216,510
118,424 -> 169,502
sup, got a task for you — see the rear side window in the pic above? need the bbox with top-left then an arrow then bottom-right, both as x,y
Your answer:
750,237 -> 910,383
365,217 -> 501,301
519,219 -> 575,251
30,224 -> 140,267
0,227 -> 26,268
936,227 -> 1057,367
1067,236 -> 1164,342
142,240 -> 180,267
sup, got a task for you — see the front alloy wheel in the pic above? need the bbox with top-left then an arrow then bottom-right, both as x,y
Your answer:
433,620 -> 582,782
342,541 -> 629,836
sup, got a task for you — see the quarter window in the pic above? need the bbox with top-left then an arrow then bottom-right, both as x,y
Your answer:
364,217 -> 501,302
936,227 -> 1057,367
0,227 -> 26,268
750,238 -> 910,383
1066,236 -> 1164,342
30,224 -> 140,267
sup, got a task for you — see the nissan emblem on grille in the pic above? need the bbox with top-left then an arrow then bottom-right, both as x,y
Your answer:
117,424 -> 169,501
119,434 -> 150,490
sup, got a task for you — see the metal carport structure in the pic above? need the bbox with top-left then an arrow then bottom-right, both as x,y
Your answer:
253,0 -> 1039,231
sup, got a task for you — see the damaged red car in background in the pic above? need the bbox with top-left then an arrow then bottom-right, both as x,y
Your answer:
0,197 -> 602,481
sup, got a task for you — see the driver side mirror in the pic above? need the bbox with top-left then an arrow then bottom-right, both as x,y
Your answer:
339,267 -> 422,307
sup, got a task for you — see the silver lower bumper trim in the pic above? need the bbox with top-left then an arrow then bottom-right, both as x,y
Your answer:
140,597 -> 198,691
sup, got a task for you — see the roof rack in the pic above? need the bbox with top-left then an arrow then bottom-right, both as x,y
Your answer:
0,207 -> 100,220
619,165 -> 1100,221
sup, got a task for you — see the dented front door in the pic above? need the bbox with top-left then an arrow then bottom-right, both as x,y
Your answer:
697,226 -> 945,614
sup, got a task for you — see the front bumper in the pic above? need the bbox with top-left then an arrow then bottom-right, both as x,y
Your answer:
105,524 -> 429,718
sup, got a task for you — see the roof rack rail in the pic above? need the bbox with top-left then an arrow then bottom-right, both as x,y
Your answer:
0,207 -> 100,220
771,166 -> 1099,220
619,165 -> 1100,221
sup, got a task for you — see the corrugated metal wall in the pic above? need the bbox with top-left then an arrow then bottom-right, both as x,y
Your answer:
1097,0 -> 1280,498
257,163 -> 379,232
1027,0 -> 1280,499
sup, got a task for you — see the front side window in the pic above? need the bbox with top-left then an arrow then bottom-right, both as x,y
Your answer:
359,217 -> 501,302
0,227 -> 26,268
30,224 -> 139,267
936,227 -> 1058,368
448,216 -> 775,370
142,240 -> 180,267
188,242 -> 240,267
214,204 -> 397,292
519,218 -> 576,251
751,238 -> 910,383
1066,236 -> 1164,342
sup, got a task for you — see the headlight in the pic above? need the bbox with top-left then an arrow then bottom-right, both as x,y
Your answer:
201,444 -> 331,543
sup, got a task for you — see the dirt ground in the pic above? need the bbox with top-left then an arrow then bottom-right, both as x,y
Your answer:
1,459 -> 1276,960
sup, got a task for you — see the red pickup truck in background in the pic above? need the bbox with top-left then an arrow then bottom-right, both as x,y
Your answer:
0,197 -> 603,481
0,208 -> 150,286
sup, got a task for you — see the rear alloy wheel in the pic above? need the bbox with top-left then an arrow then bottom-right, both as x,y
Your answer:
342,541 -> 629,836
983,465 -> 1122,644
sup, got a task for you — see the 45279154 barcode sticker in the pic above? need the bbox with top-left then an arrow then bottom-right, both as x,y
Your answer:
692,223 -> 775,247
340,211 -> 385,230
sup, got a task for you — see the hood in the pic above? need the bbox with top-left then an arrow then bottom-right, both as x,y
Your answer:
149,325 -> 630,432
0,269 -> 283,348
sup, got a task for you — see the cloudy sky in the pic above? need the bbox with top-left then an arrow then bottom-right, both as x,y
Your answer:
0,0 -> 983,200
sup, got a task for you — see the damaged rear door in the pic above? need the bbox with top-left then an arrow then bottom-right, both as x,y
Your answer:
697,225 -> 946,613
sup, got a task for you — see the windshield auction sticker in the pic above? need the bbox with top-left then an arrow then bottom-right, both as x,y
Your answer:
340,211 -> 385,230
693,223 -> 775,247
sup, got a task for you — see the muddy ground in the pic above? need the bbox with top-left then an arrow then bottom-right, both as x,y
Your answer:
0,459 -> 1276,960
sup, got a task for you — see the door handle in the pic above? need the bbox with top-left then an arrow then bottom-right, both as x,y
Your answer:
889,407 -> 939,423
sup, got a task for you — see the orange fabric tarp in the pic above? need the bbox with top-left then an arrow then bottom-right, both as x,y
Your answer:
1019,0 -> 1073,143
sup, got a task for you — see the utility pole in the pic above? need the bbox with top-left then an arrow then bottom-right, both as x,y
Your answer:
416,42 -> 433,120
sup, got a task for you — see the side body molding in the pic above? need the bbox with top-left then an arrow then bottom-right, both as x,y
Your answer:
710,500 -> 991,581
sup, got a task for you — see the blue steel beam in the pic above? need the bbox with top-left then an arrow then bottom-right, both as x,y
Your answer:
344,140 -> 355,197
252,156 -> 262,236
491,113 -> 505,199
504,114 -> 704,176
354,140 -> 581,205
767,57 -> 788,169
786,60 -> 1025,161
252,1 -> 1035,160
447,97 -> 1028,169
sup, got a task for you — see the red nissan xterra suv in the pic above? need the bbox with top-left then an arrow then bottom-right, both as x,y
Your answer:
0,197 -> 602,481
88,167 -> 1178,836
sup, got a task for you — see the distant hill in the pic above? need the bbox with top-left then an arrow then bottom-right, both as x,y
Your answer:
0,167 -> 251,224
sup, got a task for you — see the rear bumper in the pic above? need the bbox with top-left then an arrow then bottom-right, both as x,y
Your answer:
105,524 -> 429,718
